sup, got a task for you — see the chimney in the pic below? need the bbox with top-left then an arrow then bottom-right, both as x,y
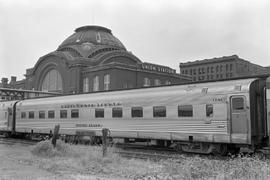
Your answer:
11,76 -> 16,82
1,78 -> 8,88
10,76 -> 17,84
9,76 -> 17,89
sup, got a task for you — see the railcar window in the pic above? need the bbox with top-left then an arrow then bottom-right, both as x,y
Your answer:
178,105 -> 193,117
21,112 -> 26,119
112,107 -> 122,118
232,97 -> 244,110
153,106 -> 166,117
71,109 -> 79,118
48,110 -> 55,118
29,111 -> 35,119
8,110 -> 12,116
60,110 -> 67,118
206,104 -> 213,117
95,108 -> 104,118
132,107 -> 143,118
39,111 -> 45,119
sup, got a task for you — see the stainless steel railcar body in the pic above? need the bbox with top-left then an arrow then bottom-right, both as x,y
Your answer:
1,76 -> 270,153
11,78 -> 266,145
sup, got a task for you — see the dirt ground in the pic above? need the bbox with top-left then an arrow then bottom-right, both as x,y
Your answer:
3,140 -> 270,180
0,143 -> 116,180
0,144 -> 55,179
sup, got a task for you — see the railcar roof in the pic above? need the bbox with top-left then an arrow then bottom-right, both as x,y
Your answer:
0,100 -> 19,108
17,78 -> 257,106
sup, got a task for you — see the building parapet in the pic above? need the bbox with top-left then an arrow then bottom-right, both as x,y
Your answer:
179,55 -> 239,67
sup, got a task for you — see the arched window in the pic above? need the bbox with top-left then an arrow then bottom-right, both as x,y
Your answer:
83,77 -> 89,92
104,74 -> 110,91
154,79 -> 161,86
143,78 -> 150,87
41,69 -> 63,92
93,75 -> 99,92
165,80 -> 171,85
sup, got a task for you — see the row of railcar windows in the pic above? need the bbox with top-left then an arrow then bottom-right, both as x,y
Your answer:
20,104 -> 214,119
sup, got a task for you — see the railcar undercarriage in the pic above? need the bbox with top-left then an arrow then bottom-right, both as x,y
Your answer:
2,130 -> 270,156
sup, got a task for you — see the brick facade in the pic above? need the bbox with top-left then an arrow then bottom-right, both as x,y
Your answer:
4,25 -> 191,95
179,55 -> 270,82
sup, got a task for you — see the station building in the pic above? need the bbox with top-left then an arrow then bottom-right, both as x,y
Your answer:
18,25 -> 191,95
179,55 -> 270,82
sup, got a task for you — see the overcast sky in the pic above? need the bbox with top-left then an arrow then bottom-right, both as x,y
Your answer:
0,0 -> 269,80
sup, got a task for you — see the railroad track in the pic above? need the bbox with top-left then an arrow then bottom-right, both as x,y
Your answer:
116,150 -> 177,161
114,143 -> 183,161
0,137 -> 38,146
116,143 -> 177,153
113,143 -> 229,161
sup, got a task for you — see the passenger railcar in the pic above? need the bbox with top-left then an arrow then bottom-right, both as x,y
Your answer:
0,76 -> 270,154
0,100 -> 18,133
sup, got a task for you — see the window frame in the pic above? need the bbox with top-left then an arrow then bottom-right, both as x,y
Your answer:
60,110 -> 67,118
154,79 -> 161,86
21,112 -> 26,119
83,77 -> 89,93
104,74 -> 110,91
95,108 -> 104,118
93,75 -> 99,92
41,69 -> 63,92
178,105 -> 193,117
231,96 -> 245,111
131,107 -> 143,118
29,111 -> 35,119
143,77 -> 151,87
39,111 -> 45,119
153,106 -> 166,118
48,110 -> 55,119
71,109 -> 79,118
165,80 -> 171,85
206,104 -> 213,117
112,107 -> 123,118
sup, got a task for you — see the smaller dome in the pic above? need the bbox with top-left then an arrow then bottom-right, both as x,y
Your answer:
75,26 -> 111,33
58,25 -> 126,50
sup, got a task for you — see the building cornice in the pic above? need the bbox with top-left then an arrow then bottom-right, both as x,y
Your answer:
82,62 -> 191,80
179,55 -> 238,67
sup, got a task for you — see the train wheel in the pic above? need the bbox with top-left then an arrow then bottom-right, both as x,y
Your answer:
215,144 -> 228,156
3,132 -> 11,138
175,144 -> 182,153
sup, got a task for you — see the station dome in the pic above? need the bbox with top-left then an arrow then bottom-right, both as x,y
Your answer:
58,25 -> 126,50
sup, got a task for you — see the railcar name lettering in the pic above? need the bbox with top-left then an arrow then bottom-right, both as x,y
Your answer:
61,102 -> 122,109
76,124 -> 102,127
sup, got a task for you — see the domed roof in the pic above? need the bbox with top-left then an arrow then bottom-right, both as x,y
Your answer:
58,25 -> 126,50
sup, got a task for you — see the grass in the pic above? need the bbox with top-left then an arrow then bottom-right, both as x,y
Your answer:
31,140 -> 77,157
162,155 -> 270,180
30,140 -> 270,180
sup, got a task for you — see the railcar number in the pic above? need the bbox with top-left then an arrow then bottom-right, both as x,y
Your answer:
212,97 -> 226,102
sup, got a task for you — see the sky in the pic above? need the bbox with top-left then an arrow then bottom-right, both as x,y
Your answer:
0,0 -> 270,80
